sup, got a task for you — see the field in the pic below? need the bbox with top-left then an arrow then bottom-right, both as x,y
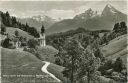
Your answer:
1,47 -> 61,83
36,45 -> 59,63
101,34 -> 127,64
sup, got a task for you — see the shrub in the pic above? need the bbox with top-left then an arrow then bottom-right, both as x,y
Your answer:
27,39 -> 39,48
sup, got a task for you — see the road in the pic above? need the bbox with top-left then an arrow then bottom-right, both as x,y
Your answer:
41,61 -> 61,82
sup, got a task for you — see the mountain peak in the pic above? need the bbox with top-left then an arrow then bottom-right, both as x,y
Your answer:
74,8 -> 97,20
85,8 -> 93,13
102,4 -> 120,16
106,4 -> 113,8
86,8 -> 92,11
32,15 -> 49,21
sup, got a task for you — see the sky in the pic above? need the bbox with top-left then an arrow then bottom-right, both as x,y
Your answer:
0,0 -> 127,19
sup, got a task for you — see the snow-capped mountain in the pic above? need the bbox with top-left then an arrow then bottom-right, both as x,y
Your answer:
102,4 -> 122,16
74,8 -> 98,20
18,15 -> 58,31
101,4 -> 126,23
46,4 -> 127,34
32,15 -> 55,22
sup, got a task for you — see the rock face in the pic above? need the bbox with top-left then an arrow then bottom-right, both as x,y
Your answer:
36,45 -> 59,63
74,8 -> 97,20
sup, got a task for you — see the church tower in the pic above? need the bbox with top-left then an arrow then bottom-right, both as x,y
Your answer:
39,24 -> 46,47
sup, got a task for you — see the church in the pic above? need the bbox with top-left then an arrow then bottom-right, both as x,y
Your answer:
37,25 -> 46,47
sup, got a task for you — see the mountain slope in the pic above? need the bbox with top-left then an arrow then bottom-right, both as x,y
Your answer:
85,4 -> 127,30
1,47 -> 63,83
102,4 -> 125,17
46,19 -> 85,34
46,4 -> 127,35
6,27 -> 34,39
36,45 -> 59,63
1,48 -> 48,82
0,11 -> 40,38
74,8 -> 97,20
101,34 -> 127,64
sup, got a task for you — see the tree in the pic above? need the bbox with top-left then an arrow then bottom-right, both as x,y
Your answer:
5,11 -> 12,26
98,59 -> 113,75
63,39 -> 84,83
15,30 -> 19,37
11,16 -> 17,26
5,11 -> 9,17
113,22 -> 127,34
28,27 -> 40,38
55,57 -> 63,66
78,46 -> 101,83
120,21 -> 127,34
113,57 -> 124,72
2,37 -> 11,48
120,22 -> 126,29
111,72 -> 120,81
113,23 -> 120,32
1,24 -> 6,35
26,22 -> 29,28
0,11 -> 40,38
27,39 -> 39,48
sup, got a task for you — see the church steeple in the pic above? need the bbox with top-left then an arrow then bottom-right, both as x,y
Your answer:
41,24 -> 45,34
39,24 -> 46,47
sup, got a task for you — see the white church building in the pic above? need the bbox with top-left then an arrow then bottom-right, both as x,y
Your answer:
38,32 -> 46,47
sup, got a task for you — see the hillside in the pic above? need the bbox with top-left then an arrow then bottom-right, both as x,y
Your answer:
0,11 -> 40,38
36,45 -> 59,63
46,4 -> 127,35
6,27 -> 34,39
1,47 -> 63,83
101,34 -> 127,64
47,63 -> 68,83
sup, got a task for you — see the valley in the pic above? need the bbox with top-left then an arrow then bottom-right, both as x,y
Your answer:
0,2 -> 127,83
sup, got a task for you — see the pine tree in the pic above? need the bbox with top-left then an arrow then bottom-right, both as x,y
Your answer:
5,11 -> 12,26
26,22 -> 29,28
1,23 -> 6,35
12,16 -> 17,27
5,11 -> 9,17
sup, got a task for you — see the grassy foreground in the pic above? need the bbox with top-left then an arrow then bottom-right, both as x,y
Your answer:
1,47 -> 61,83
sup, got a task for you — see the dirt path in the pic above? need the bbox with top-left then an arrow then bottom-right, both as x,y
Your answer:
41,61 -> 61,82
